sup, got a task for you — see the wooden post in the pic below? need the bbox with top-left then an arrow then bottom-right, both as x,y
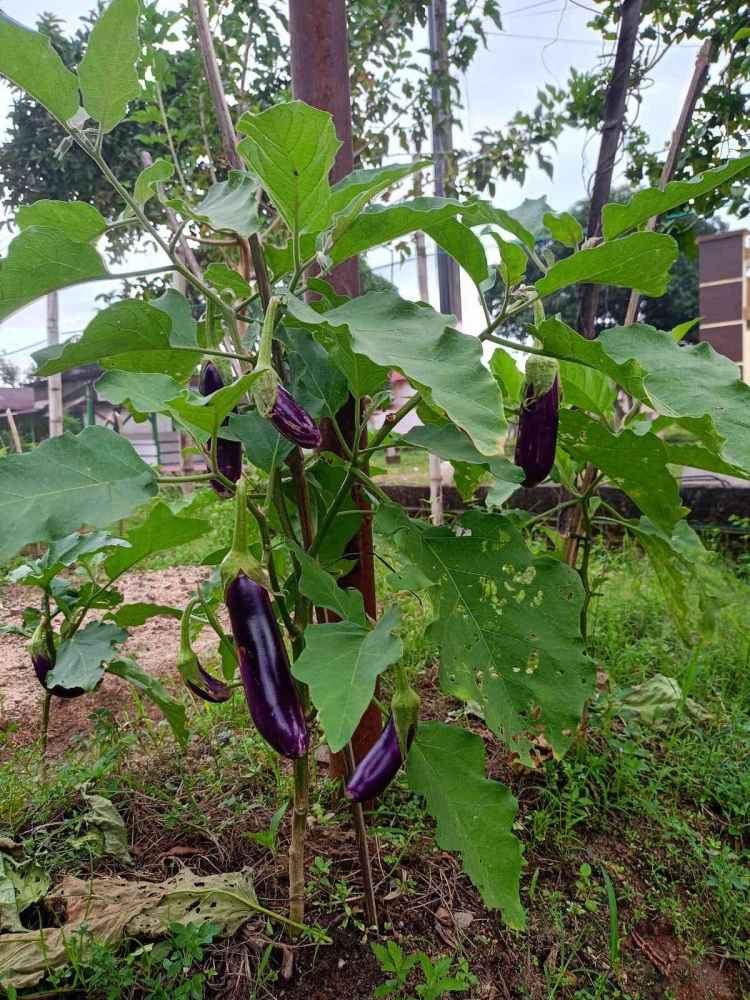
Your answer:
575,0 -> 643,339
47,291 -> 63,437
289,0 -> 381,775
623,37 -> 713,326
4,408 -> 23,453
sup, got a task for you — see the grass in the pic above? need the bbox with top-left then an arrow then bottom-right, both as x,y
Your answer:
1,518 -> 749,997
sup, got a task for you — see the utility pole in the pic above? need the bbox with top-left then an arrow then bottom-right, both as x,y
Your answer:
47,291 -> 63,438
576,0 -> 643,339
289,0 -> 381,771
623,37 -> 713,326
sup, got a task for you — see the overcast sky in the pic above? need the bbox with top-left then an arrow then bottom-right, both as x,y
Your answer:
0,0 -> 716,373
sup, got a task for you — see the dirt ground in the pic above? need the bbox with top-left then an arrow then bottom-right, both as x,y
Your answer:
0,567 -> 212,752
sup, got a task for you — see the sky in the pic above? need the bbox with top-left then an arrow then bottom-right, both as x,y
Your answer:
0,0 -> 716,374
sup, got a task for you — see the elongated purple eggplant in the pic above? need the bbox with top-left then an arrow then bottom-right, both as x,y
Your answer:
226,573 -> 308,759
29,624 -> 84,698
514,357 -> 561,488
200,361 -> 242,498
346,715 -> 414,803
270,385 -> 322,448
177,599 -> 232,704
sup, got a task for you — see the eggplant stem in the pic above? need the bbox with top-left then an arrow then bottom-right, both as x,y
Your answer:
289,751 -> 310,938
343,742 -> 379,932
40,691 -> 52,782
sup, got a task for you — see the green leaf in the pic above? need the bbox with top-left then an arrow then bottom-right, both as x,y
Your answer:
105,602 -> 182,627
558,360 -> 616,416
0,227 -> 108,323
662,441 -> 750,482
602,156 -> 750,239
407,721 -> 524,928
536,232 -> 679,298
385,563 -> 434,593
0,11 -> 80,124
34,300 -> 200,380
108,656 -> 188,744
151,289 -> 198,349
132,157 -> 173,209
283,327 -> 348,420
181,172 -> 261,238
77,0 -> 140,132
463,196 -> 551,250
300,320 -> 390,400
424,218 -> 488,287
543,210 -> 583,248
228,411 -> 293,472
626,517 -> 724,645
292,605 -> 403,753
95,370 -> 185,423
489,232 -> 527,288
15,201 -> 107,242
0,426 -> 155,564
598,324 -> 750,474
387,507 -> 594,764
559,410 -> 688,531
165,370 -> 263,438
315,159 -> 431,235
12,530 -> 130,589
47,620 -> 128,691
305,460 -> 363,564
80,790 -> 131,863
237,100 -> 340,240
402,424 -> 523,493
104,501 -> 212,579
329,198 -> 462,268
284,290 -> 507,457
286,540 -> 367,626
205,263 -> 253,299
489,348 -> 523,403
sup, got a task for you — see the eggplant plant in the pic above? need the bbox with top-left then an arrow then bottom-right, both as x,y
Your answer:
0,0 -> 748,945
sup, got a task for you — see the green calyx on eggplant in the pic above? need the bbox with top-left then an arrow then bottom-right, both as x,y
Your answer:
346,714 -> 414,803
220,478 -> 272,595
28,623 -> 85,699
252,296 -> 321,449
391,661 -> 420,760
177,599 -> 231,704
514,356 -> 561,488
200,360 -> 243,498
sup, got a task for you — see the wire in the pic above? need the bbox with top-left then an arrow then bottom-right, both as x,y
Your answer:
0,330 -> 83,357
485,30 -> 702,46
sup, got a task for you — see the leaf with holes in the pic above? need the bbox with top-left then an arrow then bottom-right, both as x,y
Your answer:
292,606 -> 402,753
407,721 -> 524,928
47,621 -> 128,692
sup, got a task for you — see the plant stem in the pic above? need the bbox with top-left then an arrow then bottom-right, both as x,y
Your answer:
289,699 -> 310,937
343,742 -> 379,932
40,691 -> 51,781
156,473 -> 215,484
524,496 -> 582,531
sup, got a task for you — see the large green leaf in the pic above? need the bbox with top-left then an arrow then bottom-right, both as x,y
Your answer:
174,172 -> 261,238
463,196 -> 551,250
402,424 -> 523,494
625,517 -> 724,645
95,370 -> 185,422
16,201 -> 107,242
237,101 -> 340,240
0,228 -> 108,324
165,370 -> 263,439
228,411 -> 294,472
0,426 -> 156,564
287,540 -> 367,626
305,460 -> 362,564
329,198 -> 462,268
47,620 -> 128,692
559,410 -> 687,531
0,11 -> 80,124
104,501 -> 212,580
292,605 -> 402,753
108,656 -> 188,744
284,290 -> 507,457
10,530 -> 129,589
204,263 -> 253,300
34,300 -> 200,380
380,505 -> 593,764
536,232 -> 678,298
533,317 -> 646,397
425,217 -> 488,287
151,289 -> 199,349
322,159 -> 431,238
407,721 -> 524,928
602,156 -> 750,239
663,441 -> 750,482
283,327 -> 348,420
106,603 -> 182,627
598,324 -> 750,474
558,359 -> 616,417
77,0 -> 140,133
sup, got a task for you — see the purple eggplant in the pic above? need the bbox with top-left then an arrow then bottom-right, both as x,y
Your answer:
32,653 -> 85,699
270,386 -> 322,449
346,715 -> 414,803
200,361 -> 243,498
514,358 -> 560,488
177,599 -> 232,704
226,572 -> 308,759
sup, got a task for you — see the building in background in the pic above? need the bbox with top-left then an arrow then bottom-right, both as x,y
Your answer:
698,229 -> 749,378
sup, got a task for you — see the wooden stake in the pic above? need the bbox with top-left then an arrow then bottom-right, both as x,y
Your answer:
4,408 -> 22,453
